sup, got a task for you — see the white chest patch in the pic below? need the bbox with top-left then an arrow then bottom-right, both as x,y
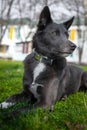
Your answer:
30,62 -> 46,99
33,62 -> 46,81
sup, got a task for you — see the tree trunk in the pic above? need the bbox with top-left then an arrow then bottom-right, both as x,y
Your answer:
84,0 -> 87,25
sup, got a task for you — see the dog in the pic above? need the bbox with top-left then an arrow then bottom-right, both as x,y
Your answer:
0,6 -> 87,112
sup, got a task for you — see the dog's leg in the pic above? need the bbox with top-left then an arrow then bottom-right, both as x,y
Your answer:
0,90 -> 34,108
0,68 -> 34,108
79,72 -> 87,92
7,101 -> 54,117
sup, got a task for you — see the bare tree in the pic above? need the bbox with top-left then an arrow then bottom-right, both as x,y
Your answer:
74,0 -> 85,64
1,0 -> 84,54
61,0 -> 85,64
0,0 -> 15,44
84,0 -> 87,25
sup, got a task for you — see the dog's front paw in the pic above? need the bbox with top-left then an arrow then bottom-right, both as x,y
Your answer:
0,102 -> 14,108
61,95 -> 67,101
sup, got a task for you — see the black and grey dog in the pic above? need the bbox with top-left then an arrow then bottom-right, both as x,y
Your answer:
0,6 -> 87,111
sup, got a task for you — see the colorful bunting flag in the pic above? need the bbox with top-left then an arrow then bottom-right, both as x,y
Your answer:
9,27 -> 14,40
70,29 -> 76,41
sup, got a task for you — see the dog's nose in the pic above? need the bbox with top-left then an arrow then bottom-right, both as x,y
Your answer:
69,41 -> 77,51
71,44 -> 77,50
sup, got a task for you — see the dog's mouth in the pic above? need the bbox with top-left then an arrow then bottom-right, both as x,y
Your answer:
59,51 -> 71,54
51,50 -> 73,57
51,44 -> 76,57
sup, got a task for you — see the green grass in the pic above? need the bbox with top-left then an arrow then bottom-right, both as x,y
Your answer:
0,60 -> 87,130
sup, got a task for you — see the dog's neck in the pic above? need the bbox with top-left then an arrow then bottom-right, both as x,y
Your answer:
34,50 -> 53,65
33,50 -> 66,69
52,56 -> 66,70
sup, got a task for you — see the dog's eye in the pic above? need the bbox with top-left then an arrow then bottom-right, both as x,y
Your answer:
51,31 -> 58,36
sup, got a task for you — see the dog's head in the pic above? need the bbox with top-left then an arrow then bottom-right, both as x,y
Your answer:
33,6 -> 76,58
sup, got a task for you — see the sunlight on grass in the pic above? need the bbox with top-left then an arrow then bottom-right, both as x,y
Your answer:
0,60 -> 87,130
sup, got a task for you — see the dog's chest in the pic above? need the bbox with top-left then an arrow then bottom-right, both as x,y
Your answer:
30,62 -> 46,99
33,62 -> 46,81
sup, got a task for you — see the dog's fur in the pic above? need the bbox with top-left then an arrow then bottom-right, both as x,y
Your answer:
0,6 -> 87,111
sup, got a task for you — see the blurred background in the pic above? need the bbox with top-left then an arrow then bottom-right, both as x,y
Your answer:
0,0 -> 87,64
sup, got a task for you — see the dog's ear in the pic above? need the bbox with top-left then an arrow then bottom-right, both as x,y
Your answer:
37,6 -> 52,30
64,16 -> 74,30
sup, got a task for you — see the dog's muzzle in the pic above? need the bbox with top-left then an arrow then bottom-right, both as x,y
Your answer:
69,41 -> 77,51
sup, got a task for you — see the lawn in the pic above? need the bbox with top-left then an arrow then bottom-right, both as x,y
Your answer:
0,60 -> 87,130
